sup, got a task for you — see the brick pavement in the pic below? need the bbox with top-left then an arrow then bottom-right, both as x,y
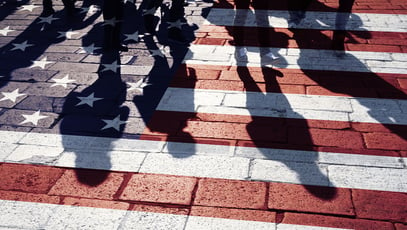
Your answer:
0,0 -> 406,229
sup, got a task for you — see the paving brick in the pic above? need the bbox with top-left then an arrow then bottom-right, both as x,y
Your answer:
353,189 -> 407,222
131,204 -> 189,215
190,206 -> 276,223
49,169 -> 125,200
268,183 -> 354,216
0,163 -> 64,193
0,190 -> 60,204
119,173 -> 196,205
396,223 -> 407,230
194,178 -> 267,209
62,197 -> 130,210
281,212 -> 394,230
23,82 -> 75,97
0,109 -> 57,128
363,132 -> 407,150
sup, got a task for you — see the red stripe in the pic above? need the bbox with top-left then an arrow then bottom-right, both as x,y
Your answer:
142,110 -> 406,156
0,163 -> 405,228
172,64 -> 407,100
210,0 -> 407,14
195,26 -> 407,53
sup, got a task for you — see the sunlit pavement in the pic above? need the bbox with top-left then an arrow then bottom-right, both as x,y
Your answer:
0,0 -> 406,229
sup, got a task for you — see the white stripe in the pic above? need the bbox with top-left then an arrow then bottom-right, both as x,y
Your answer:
0,131 -> 406,192
204,8 -> 407,32
0,200 -> 351,230
183,44 -> 407,74
156,87 -> 407,125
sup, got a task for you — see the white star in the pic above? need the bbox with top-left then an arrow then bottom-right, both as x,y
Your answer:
0,89 -> 26,103
124,31 -> 139,42
149,48 -> 164,57
79,5 -> 100,14
0,26 -> 15,36
10,40 -> 34,51
78,43 -> 101,54
19,4 -> 40,12
37,15 -> 59,24
127,79 -> 149,93
50,74 -> 76,88
103,17 -> 121,26
124,0 -> 134,4
101,115 -> 127,131
76,92 -> 103,107
57,29 -> 79,39
100,60 -> 120,73
167,20 -> 186,29
29,57 -> 54,69
20,110 -> 48,126
143,7 -> 157,16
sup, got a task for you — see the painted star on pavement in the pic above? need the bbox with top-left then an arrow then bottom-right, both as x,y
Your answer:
0,89 -> 26,103
101,115 -> 127,131
19,4 -> 40,12
127,79 -> 149,93
149,48 -> 164,57
20,110 -> 48,126
124,31 -> 139,42
0,26 -> 15,36
142,7 -> 157,16
29,57 -> 55,69
124,0 -> 135,4
100,60 -> 120,73
103,17 -> 121,26
11,40 -> 34,51
57,29 -> 79,39
167,19 -> 186,29
37,15 -> 59,24
50,74 -> 76,88
79,43 -> 101,54
79,5 -> 100,14
76,92 -> 103,107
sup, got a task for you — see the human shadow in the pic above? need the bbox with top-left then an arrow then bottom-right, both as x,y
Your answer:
204,0 -> 338,199
0,0 -> 30,22
289,0 -> 407,142
0,0 -> 101,89
133,0 -> 198,158
59,23 -> 129,186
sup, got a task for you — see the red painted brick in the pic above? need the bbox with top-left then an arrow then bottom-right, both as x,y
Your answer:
282,212 -> 394,229
131,204 -> 189,215
48,169 -> 124,200
63,197 -> 130,210
363,132 -> 407,150
398,78 -> 407,89
119,174 -> 196,205
353,189 -> 407,222
0,163 -> 64,193
174,65 -> 221,80
0,190 -> 60,204
396,223 -> 407,230
194,178 -> 267,209
190,206 -> 276,222
268,183 -> 354,216
352,122 -> 402,133
289,127 -> 365,149
401,151 -> 407,157
196,38 -> 226,46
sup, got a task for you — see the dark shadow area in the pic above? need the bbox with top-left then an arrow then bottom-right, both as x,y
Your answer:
0,0 -> 102,89
289,0 -> 407,141
0,0 -> 30,21
204,0 -> 338,200
133,0 -> 198,158
60,24 -> 128,185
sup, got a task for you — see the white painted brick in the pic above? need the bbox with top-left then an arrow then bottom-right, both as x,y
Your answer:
251,159 -> 330,187
0,130 -> 27,144
46,205 -> 126,230
328,165 -> 407,192
350,111 -> 407,125
93,138 -> 164,153
6,145 -> 64,164
350,98 -> 403,113
0,143 -> 17,161
185,216 -> 275,230
0,200 -> 57,229
319,152 -> 405,168
56,150 -> 146,172
391,53 -> 407,61
140,154 -> 250,180
284,94 -> 353,112
163,142 -> 234,156
121,211 -> 187,230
